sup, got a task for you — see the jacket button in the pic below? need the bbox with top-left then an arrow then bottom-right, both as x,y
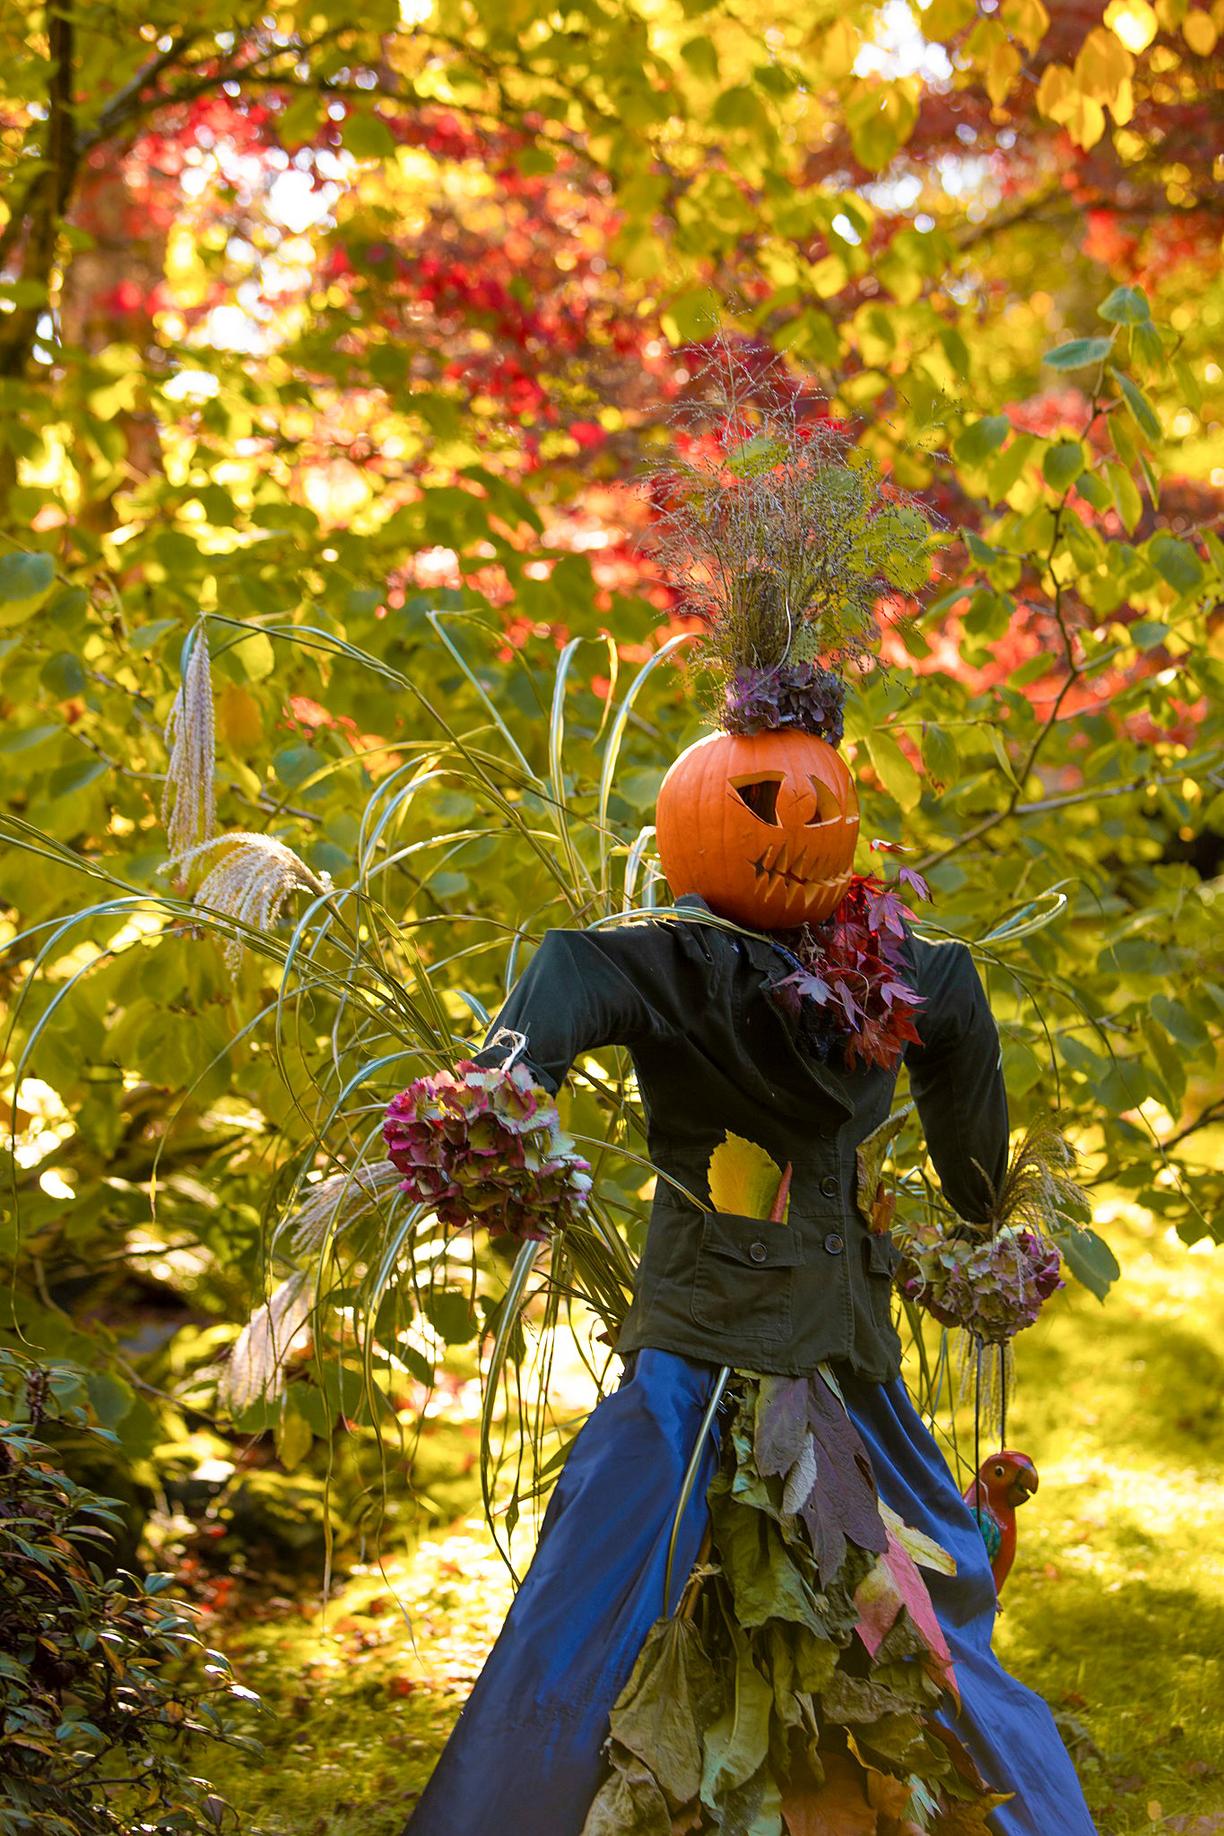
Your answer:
824,1232 -> 845,1256
820,1175 -> 839,1199
749,1240 -> 768,1263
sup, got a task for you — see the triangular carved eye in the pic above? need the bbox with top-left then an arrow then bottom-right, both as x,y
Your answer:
806,776 -> 843,825
731,776 -> 782,825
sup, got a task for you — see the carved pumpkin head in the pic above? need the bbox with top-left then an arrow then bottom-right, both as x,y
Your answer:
655,729 -> 859,930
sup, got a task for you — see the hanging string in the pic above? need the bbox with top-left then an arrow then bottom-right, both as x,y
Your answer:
972,1336 -> 983,1533
999,1340 -> 1008,1448
486,1026 -> 529,1069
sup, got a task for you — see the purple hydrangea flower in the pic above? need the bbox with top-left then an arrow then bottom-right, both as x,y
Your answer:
895,1224 -> 1065,1344
383,1060 -> 592,1241
722,660 -> 846,744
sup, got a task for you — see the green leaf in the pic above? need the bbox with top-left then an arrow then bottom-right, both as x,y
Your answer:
1098,284 -> 1150,325
680,35 -> 719,81
42,756 -> 109,800
1111,367 -> 1161,442
1141,1017 -> 1187,1108
341,111 -> 396,159
922,0 -> 977,34
0,722 -> 60,754
964,529 -> 998,566
423,1288 -> 478,1343
128,618 -> 179,655
699,1627 -> 773,1807
920,722 -> 958,788
1130,320 -> 1166,373
0,550 -> 55,623
1173,356 -> 1202,411
986,431 -> 1037,499
275,1394 -> 314,1472
1042,439 -> 1084,491
606,1617 -> 719,1810
661,287 -> 718,345
40,652 -> 87,698
1058,1227 -> 1120,1301
1075,470 -> 1111,512
1105,460 -> 1143,533
865,728 -> 921,811
273,743 -> 327,789
954,415 -> 1010,468
1150,994 -> 1211,1052
1044,336 -> 1112,371
1148,532 -> 1204,594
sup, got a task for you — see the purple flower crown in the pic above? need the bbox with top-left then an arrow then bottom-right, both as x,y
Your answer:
721,659 -> 846,745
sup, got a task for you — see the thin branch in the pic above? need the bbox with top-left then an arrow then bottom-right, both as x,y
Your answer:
1157,1101 -> 1224,1158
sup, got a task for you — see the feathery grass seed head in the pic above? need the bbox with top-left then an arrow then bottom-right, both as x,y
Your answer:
161,619 -> 217,856
164,832 -> 333,976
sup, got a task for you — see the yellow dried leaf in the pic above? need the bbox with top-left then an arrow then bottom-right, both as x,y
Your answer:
815,18 -> 859,77
707,1132 -> 789,1223
879,1501 -> 958,1575
985,38 -> 1022,105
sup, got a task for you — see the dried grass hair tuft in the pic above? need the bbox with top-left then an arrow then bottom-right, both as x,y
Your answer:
642,336 -> 936,739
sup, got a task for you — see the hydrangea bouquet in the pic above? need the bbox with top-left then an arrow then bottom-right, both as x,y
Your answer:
383,1059 -> 592,1241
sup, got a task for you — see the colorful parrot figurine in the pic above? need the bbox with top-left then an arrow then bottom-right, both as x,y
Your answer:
963,1450 -> 1039,1597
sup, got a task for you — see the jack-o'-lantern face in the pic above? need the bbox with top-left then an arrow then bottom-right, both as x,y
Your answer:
655,729 -> 859,930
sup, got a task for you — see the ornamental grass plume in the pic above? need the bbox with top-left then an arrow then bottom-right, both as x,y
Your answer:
283,1157 -> 403,1259
642,335 -> 933,737
220,1269 -> 314,1411
988,1114 -> 1091,1237
165,832 -> 333,976
161,618 -> 216,856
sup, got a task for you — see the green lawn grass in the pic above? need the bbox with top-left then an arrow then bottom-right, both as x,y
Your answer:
204,1202 -> 1224,1836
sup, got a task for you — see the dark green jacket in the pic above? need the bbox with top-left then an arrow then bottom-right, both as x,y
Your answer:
477,899 -> 1008,1382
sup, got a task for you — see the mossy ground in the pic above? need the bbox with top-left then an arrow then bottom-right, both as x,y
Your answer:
203,1205 -> 1224,1836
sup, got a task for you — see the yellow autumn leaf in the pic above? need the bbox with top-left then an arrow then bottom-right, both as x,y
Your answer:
1074,26 -> 1134,104
217,682 -> 264,752
1036,62 -> 1075,119
1001,0 -> 1051,51
1183,9 -> 1218,53
985,37 -> 1022,105
707,1131 -> 790,1223
879,1501 -> 959,1575
1104,0 -> 1158,52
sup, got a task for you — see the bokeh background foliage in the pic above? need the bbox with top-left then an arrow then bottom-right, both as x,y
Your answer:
1,0 -> 1222,1831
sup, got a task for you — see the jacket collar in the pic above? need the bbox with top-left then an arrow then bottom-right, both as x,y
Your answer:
673,896 -> 855,1120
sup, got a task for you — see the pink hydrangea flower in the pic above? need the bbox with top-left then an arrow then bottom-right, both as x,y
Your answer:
383,1060 -> 592,1241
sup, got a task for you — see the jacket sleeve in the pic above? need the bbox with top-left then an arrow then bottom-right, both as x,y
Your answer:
472,927 -> 668,1093
903,935 -> 1009,1226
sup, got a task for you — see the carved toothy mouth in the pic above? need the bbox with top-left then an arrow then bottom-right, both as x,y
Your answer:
753,845 -> 814,889
752,842 -> 851,898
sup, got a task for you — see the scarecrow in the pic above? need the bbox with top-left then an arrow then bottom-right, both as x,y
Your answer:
392,352 -> 1098,1836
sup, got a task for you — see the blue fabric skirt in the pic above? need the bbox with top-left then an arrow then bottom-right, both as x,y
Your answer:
404,1349 -> 1097,1835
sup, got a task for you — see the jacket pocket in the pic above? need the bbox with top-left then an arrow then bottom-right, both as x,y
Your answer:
863,1231 -> 900,1334
690,1211 -> 803,1343
865,1232 -> 899,1277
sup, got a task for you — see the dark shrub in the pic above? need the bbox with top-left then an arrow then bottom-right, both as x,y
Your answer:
0,1351 -> 259,1834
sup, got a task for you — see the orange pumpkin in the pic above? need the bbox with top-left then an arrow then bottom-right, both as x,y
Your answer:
655,729 -> 859,930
